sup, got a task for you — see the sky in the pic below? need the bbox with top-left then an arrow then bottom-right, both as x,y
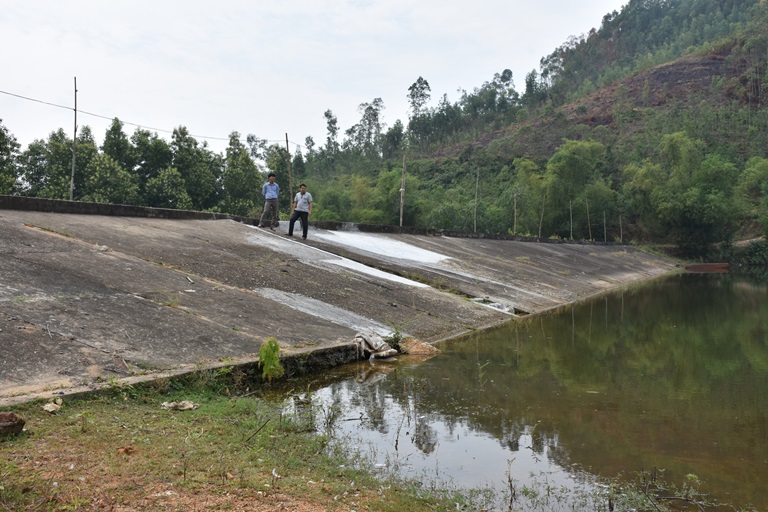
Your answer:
0,0 -> 627,156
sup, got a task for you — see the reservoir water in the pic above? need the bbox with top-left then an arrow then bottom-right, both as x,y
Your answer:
276,273 -> 768,510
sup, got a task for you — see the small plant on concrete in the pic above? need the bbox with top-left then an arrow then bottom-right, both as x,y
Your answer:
258,337 -> 285,382
387,325 -> 403,352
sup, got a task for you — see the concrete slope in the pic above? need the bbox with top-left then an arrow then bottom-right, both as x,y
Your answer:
0,211 -> 677,404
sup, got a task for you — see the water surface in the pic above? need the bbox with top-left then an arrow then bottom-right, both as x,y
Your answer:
278,273 -> 768,509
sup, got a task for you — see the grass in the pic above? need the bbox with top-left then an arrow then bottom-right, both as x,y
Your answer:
0,374 -> 470,512
1,370 -> 756,511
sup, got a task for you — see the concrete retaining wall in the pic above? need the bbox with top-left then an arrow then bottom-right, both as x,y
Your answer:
0,195 -> 256,224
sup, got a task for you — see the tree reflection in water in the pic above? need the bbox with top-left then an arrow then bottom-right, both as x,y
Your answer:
278,273 -> 768,511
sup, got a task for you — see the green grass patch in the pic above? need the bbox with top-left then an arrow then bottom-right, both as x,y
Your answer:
0,376 -> 468,511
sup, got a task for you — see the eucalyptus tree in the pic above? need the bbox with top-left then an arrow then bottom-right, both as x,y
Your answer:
291,150 -> 306,182
543,139 -> 608,238
80,153 -> 139,205
508,158 -> 546,236
144,166 -> 193,210
101,118 -> 138,175
220,132 -> 262,216
70,126 -> 99,200
345,97 -> 385,163
131,128 -> 173,204
246,134 -> 268,163
407,76 -> 431,117
17,128 -> 82,199
170,126 -> 222,211
0,120 -> 19,194
16,139 -> 48,197
382,120 -> 405,160
317,109 -> 340,177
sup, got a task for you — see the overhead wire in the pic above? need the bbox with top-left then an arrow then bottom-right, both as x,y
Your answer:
0,87 -> 305,151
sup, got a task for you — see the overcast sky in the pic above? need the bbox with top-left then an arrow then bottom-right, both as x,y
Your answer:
1,0 -> 626,156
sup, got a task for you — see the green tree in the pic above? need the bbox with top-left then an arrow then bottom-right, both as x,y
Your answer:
382,120 -> 405,160
543,139 -> 607,238
81,153 -> 139,204
621,160 -> 666,240
738,157 -> 768,209
170,127 -> 220,210
145,166 -> 193,210
345,98 -> 385,161
220,132 -> 261,216
407,76 -> 431,117
102,118 -> 138,174
24,129 -> 73,199
72,126 -> 99,200
313,185 -> 351,222
649,133 -> 741,254
0,120 -> 20,194
17,139 -> 49,196
505,158 -> 545,236
318,110 -> 340,176
131,128 -> 173,204
371,168 -> 422,226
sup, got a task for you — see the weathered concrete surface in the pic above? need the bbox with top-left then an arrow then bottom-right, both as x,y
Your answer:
0,210 -> 678,406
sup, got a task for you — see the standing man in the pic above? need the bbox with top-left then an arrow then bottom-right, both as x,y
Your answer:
258,172 -> 280,230
288,183 -> 313,239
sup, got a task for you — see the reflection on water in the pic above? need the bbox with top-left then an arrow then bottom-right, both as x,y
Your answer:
279,273 -> 768,510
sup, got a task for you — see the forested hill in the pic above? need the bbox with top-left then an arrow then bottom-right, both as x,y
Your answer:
393,0 -> 768,258
423,0 -> 764,161
2,0 -> 768,260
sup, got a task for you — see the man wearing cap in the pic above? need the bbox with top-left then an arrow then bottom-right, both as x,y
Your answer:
258,172 -> 280,230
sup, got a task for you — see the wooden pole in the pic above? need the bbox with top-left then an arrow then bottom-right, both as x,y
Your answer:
513,193 -> 517,238
620,214 -> 623,243
569,200 -> 573,240
603,210 -> 607,242
69,77 -> 77,201
399,154 -> 406,227
474,168 -> 479,233
586,198 -> 592,241
538,192 -> 546,239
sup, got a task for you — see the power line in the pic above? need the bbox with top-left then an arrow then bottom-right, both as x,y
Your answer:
0,87 -> 305,151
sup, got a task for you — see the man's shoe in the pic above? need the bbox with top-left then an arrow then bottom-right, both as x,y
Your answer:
302,236 -> 307,240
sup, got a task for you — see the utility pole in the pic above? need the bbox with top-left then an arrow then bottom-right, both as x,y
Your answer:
69,77 -> 77,201
473,168 -> 479,233
399,154 -> 406,227
513,193 -> 517,238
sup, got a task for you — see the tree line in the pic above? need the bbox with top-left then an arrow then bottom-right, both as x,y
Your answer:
2,0 -> 768,259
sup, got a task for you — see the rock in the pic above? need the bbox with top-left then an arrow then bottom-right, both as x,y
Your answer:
400,338 -> 441,355
0,412 -> 25,436
161,400 -> 199,410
